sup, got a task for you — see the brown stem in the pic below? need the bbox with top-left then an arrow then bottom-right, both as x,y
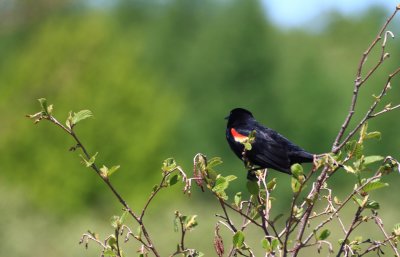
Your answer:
332,8 -> 399,152
46,115 -> 161,257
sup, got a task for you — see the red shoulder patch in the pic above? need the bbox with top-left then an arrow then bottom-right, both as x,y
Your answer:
231,128 -> 248,143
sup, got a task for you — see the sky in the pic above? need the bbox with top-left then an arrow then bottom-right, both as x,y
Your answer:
262,0 -> 397,28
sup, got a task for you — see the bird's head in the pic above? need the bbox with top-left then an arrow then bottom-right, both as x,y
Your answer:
225,108 -> 254,127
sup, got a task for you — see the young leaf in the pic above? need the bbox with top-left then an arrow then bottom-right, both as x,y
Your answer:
393,223 -> 400,236
291,163 -> 303,178
213,176 -> 229,193
184,215 -> 198,230
267,178 -> 277,191
363,155 -> 384,165
168,174 -> 179,186
360,123 -> 368,139
103,248 -> 116,257
318,229 -> 331,240
71,110 -> 93,125
271,238 -> 279,250
291,177 -> 301,193
119,210 -> 128,224
38,98 -> 49,114
110,215 -> 120,229
80,152 -> 98,168
343,165 -> 356,174
362,179 -> 388,192
352,196 -> 364,207
173,213 -> 180,232
261,238 -> 272,252
225,175 -> 237,182
354,143 -> 363,159
162,158 -> 177,173
365,131 -> 381,140
207,157 -> 223,169
233,231 -> 245,249
365,200 -> 380,210
234,192 -> 242,207
108,165 -> 121,177
100,165 -> 109,178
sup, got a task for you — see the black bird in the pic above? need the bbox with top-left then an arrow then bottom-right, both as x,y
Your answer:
225,108 -> 314,180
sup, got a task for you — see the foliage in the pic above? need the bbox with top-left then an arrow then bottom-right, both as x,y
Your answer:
3,1 -> 400,256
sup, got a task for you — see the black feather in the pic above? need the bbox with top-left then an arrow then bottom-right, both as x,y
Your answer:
226,108 -> 313,176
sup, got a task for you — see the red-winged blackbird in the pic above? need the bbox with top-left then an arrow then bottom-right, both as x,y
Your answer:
226,108 -> 314,180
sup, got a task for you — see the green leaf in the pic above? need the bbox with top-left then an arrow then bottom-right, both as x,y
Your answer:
103,248 -> 116,257
213,176 -> 229,193
168,174 -> 179,186
291,177 -> 301,193
246,181 -> 259,195
108,165 -> 121,177
352,196 -> 364,207
365,200 -> 380,210
233,231 -> 245,248
318,229 -> 331,240
363,155 -> 384,165
271,238 -> 279,250
107,235 -> 117,249
360,123 -> 368,139
225,175 -> 237,182
267,178 -> 277,191
71,110 -> 93,125
393,223 -> 400,236
119,211 -> 128,224
110,216 -> 120,229
293,205 -> 304,219
291,163 -> 303,177
173,214 -> 179,232
162,158 -> 177,173
136,226 -> 142,239
343,165 -> 356,174
261,238 -> 271,252
38,98 -> 48,114
362,179 -> 388,192
80,152 -> 98,168
100,165 -> 109,178
184,215 -> 198,230
354,143 -> 363,159
207,157 -> 223,169
365,131 -> 381,140
234,192 -> 242,207
244,142 -> 252,151
345,140 -> 357,154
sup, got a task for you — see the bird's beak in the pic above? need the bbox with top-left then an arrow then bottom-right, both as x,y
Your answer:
224,115 -> 229,120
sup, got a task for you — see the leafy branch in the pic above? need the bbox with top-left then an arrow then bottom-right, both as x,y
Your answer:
27,5 -> 400,257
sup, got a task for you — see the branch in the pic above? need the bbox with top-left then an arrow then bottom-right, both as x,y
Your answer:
332,7 -> 399,152
32,113 -> 161,257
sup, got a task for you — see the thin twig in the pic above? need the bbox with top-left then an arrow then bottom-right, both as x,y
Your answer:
332,7 -> 399,152
373,212 -> 400,256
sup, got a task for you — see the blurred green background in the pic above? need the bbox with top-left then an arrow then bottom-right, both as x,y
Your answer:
1,0 -> 400,256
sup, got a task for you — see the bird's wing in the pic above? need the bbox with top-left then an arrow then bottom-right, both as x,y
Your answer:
235,126 -> 291,172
